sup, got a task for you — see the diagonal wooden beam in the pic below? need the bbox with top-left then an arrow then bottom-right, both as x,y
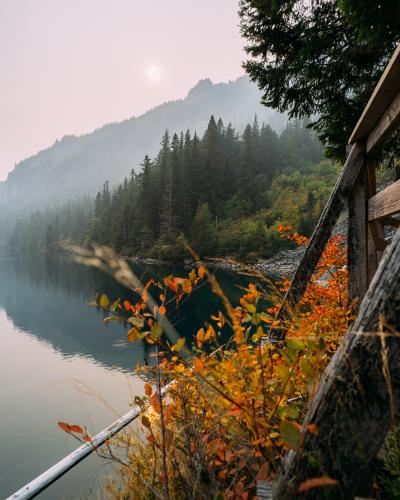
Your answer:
367,88 -> 400,155
349,43 -> 400,144
275,225 -> 400,499
268,143 -> 365,340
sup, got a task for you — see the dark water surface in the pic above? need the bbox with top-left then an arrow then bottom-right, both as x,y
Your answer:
0,256 -> 255,499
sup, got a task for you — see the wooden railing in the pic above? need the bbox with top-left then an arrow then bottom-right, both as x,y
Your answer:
273,42 -> 400,499
270,42 -> 400,340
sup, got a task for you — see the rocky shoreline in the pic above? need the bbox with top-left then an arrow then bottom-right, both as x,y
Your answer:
122,244 -> 306,278
122,210 -> 350,278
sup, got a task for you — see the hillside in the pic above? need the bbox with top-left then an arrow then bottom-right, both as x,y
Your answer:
0,77 -> 285,214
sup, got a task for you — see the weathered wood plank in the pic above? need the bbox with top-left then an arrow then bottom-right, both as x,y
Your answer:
348,168 -> 368,305
367,89 -> 400,155
268,143 -> 365,339
369,220 -> 387,251
367,160 -> 378,284
368,178 -> 400,220
275,226 -> 400,499
349,43 -> 400,144
367,225 -> 378,283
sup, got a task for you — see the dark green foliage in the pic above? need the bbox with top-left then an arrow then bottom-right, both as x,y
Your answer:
9,116 -> 329,260
188,203 -> 218,256
377,426 -> 400,499
239,0 -> 400,160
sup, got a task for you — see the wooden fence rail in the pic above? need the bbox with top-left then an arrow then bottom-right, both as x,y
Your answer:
270,42 -> 400,339
274,41 -> 400,498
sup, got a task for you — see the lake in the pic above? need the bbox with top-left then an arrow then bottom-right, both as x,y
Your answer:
0,256 -> 258,499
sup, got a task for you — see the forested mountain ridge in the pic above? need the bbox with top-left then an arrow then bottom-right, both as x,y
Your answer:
0,76 -> 285,214
9,117 -> 336,261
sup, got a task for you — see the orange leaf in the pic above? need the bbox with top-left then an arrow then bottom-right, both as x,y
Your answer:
227,407 -> 241,417
58,421 -> 72,432
123,300 -> 131,311
198,266 -> 205,279
159,305 -> 166,316
150,394 -> 161,413
307,423 -> 319,435
69,424 -> 84,434
193,358 -> 204,373
144,383 -> 152,397
298,477 -> 338,493
164,276 -> 178,292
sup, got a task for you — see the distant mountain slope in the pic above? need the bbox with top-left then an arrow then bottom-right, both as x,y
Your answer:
0,76 -> 285,213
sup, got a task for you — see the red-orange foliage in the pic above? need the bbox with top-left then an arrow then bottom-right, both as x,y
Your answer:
63,229 -> 352,498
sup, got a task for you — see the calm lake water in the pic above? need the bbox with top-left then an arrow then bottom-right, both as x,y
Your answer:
0,256 -> 256,499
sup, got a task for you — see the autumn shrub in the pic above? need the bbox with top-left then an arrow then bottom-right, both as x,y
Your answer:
63,228 -> 352,499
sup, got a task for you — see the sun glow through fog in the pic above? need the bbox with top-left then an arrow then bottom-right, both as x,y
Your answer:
146,65 -> 161,81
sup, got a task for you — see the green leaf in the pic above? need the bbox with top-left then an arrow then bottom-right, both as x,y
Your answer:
151,324 -> 162,340
172,337 -> 186,352
110,299 -> 120,312
275,364 -> 289,381
300,358 -> 315,378
285,405 -> 300,419
286,339 -> 305,352
306,339 -> 319,352
280,420 -> 301,448
99,294 -> 110,308
284,348 -> 296,364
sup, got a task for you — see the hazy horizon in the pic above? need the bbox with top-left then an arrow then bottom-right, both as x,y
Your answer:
0,0 -> 245,181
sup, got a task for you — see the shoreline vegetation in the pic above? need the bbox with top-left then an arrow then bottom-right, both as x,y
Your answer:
7,117 -> 337,263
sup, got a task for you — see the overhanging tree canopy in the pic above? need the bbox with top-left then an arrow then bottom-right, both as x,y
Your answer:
239,0 -> 400,160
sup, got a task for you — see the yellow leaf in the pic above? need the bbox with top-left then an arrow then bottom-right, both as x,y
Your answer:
172,337 -> 186,352
99,294 -> 110,308
127,327 -> 141,343
182,279 -> 192,294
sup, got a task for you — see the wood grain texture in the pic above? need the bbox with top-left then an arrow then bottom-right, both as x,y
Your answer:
367,89 -> 400,155
367,160 -> 378,284
269,143 -> 365,339
368,178 -> 400,221
350,43 -> 400,144
275,227 -> 400,499
348,168 -> 368,305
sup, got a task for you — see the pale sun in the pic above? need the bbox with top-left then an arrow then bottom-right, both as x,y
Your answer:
146,65 -> 161,82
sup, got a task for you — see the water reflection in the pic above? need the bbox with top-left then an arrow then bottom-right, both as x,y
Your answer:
0,255 -> 257,499
0,256 -> 255,370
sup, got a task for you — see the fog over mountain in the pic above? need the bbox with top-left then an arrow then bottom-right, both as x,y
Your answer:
0,76 -> 285,214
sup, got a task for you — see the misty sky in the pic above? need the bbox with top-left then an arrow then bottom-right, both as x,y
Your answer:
0,0 -> 246,181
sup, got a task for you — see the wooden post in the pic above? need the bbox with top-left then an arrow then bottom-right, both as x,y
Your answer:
367,160 -> 378,283
275,226 -> 400,499
268,143 -> 365,339
348,151 -> 368,306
